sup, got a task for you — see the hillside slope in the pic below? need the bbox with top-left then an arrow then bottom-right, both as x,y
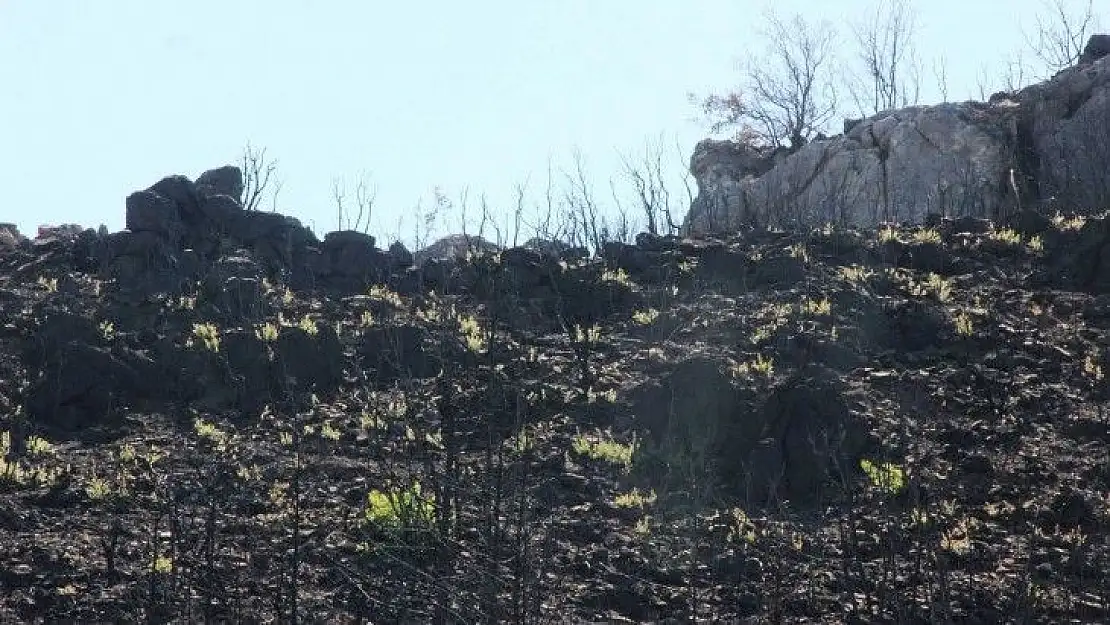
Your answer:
0,208 -> 1108,622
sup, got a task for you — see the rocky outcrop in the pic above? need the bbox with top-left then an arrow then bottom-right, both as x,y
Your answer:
685,35 -> 1110,234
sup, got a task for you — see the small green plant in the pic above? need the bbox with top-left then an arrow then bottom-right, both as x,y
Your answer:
839,265 -> 873,283
877,225 -> 900,243
0,431 -> 62,488
860,458 -> 907,495
912,228 -> 942,245
298,314 -> 318,336
255,322 -> 279,342
990,227 -> 1023,245
193,417 -> 229,451
1027,235 -> 1044,253
954,312 -> 974,336
364,481 -> 436,531
85,476 -> 112,501
37,276 -> 58,292
190,322 -> 221,352
632,308 -> 660,325
319,422 -> 342,441
368,284 -> 404,308
799,297 -> 831,316
1052,213 -> 1086,231
727,507 -> 757,545
151,555 -> 173,575
733,354 -> 775,378
26,435 -> 54,458
926,273 -> 952,302
457,312 -> 487,353
601,267 -> 632,285
1084,352 -> 1104,382
118,443 -> 136,463
98,321 -> 115,341
573,324 -> 602,345
571,430 -> 636,471
614,487 -> 657,509
359,310 -> 376,328
787,242 -> 810,262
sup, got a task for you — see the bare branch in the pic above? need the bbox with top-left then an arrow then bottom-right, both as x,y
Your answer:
240,143 -> 279,212
847,0 -> 921,116
691,11 -> 839,150
1022,0 -> 1098,76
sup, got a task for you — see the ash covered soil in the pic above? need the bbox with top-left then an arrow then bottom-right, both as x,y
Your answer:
1,211 -> 1109,623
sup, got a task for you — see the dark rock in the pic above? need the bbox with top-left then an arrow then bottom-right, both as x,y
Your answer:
146,175 -> 201,224
1079,34 -> 1110,65
1006,209 -> 1054,238
273,322 -> 343,395
125,190 -> 183,245
388,241 -> 413,268
358,325 -> 442,384
756,365 -> 875,502
195,165 -> 244,201
1045,489 -> 1099,528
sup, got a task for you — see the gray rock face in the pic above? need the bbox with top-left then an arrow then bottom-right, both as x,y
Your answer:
0,223 -> 22,249
685,35 -> 1110,234
414,234 -> 501,264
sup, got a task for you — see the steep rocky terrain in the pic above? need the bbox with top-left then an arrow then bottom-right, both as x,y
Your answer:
1,169 -> 1109,623
685,34 -> 1110,235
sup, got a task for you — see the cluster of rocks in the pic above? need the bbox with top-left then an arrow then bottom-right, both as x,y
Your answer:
0,165 -> 597,309
685,34 -> 1110,233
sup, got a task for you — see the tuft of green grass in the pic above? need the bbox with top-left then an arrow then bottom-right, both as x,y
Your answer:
632,308 -> 660,325
799,297 -> 832,316
85,476 -> 112,501
954,312 -> 974,336
912,228 -> 943,245
190,322 -> 221,352
860,458 -> 906,495
614,487 -> 657,509
878,225 -> 900,243
601,267 -> 632,285
839,265 -> 873,283
732,354 -> 775,378
572,430 -> 636,471
367,284 -> 404,308
365,481 -> 436,531
990,227 -> 1023,246
193,417 -> 229,451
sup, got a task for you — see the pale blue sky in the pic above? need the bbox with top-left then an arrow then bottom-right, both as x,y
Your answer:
1,1 -> 1103,245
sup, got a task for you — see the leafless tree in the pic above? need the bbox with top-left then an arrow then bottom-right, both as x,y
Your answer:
932,55 -> 950,102
561,149 -> 605,252
847,0 -> 922,116
617,135 -> 682,236
240,143 -> 279,212
691,11 -> 839,150
1022,0 -> 1099,76
975,50 -> 1031,101
332,173 -> 376,233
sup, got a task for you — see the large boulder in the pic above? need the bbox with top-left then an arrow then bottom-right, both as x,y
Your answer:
195,165 -> 244,202
1018,49 -> 1110,213
685,102 -> 1018,233
125,190 -> 185,245
684,35 -> 1110,234
414,234 -> 501,264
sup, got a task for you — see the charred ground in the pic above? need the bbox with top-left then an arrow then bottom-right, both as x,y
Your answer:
1,207 -> 1109,623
